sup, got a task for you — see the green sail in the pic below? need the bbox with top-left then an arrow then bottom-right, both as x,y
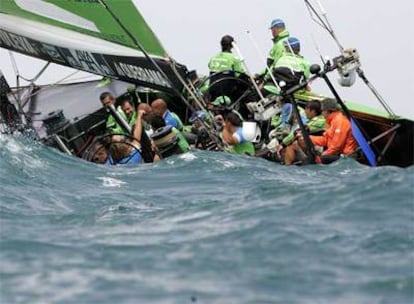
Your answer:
0,0 -> 166,57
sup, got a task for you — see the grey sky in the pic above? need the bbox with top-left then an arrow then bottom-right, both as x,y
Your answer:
1,0 -> 413,118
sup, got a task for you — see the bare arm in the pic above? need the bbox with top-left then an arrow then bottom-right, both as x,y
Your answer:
222,125 -> 239,145
133,110 -> 145,143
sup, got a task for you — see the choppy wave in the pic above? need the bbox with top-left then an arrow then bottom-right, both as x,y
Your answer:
1,134 -> 413,303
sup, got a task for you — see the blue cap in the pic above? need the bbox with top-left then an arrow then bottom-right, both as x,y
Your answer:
284,37 -> 300,51
189,110 -> 207,123
270,19 -> 285,29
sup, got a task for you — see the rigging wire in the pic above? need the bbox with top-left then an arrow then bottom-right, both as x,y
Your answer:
303,0 -> 343,50
246,30 -> 282,91
19,62 -> 51,83
310,34 -> 326,65
132,11 -> 225,146
304,4 -> 327,31
61,74 -> 101,83
8,51 -> 20,82
7,51 -> 29,124
19,70 -> 81,108
315,0 -> 344,50
303,0 -> 396,117
116,1 -> 228,147
168,60 -> 223,135
8,51 -> 51,84
6,50 -> 87,114
97,0 -> 225,150
231,41 -> 264,100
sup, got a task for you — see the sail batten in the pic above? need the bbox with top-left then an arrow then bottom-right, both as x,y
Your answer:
0,15 -> 142,57
0,0 -> 166,57
15,0 -> 100,32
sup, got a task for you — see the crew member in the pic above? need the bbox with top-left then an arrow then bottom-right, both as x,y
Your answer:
208,35 -> 245,75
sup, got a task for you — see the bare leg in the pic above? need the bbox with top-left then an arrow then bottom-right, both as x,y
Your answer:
284,142 -> 298,165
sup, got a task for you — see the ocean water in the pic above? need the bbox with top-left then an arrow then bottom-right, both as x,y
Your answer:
0,134 -> 413,304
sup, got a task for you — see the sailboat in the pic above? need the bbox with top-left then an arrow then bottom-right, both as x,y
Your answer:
0,0 -> 204,161
0,0 -> 412,167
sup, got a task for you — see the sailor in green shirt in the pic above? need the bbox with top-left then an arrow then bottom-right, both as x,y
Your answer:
100,92 -> 135,135
265,37 -> 311,88
281,102 -> 326,147
267,18 -> 290,67
208,35 -> 245,75
107,99 -> 137,135
172,127 -> 190,153
120,99 -> 137,128
276,37 -> 310,77
304,101 -> 327,135
257,18 -> 291,82
274,106 -> 307,146
284,100 -> 327,165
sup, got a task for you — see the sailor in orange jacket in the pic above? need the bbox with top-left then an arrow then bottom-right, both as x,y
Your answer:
309,98 -> 358,162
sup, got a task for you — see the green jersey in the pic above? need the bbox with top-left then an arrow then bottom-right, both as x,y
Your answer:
170,112 -> 184,131
172,128 -> 190,153
307,115 -> 327,134
106,107 -> 137,135
268,29 -> 290,65
282,114 -> 327,146
208,51 -> 245,74
232,141 -> 255,156
274,53 -> 311,80
261,29 -> 290,78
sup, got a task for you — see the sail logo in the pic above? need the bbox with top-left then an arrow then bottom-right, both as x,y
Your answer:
15,0 -> 99,33
68,50 -> 114,76
0,30 -> 40,57
114,63 -> 172,88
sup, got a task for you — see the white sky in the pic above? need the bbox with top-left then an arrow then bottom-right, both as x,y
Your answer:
1,0 -> 413,118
